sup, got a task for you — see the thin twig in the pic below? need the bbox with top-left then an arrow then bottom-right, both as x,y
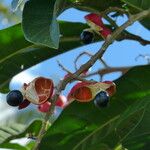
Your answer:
57,60 -> 95,83
85,66 -> 131,78
119,32 -> 150,46
33,9 -> 150,150
74,51 -> 93,71
135,54 -> 150,64
103,14 -> 118,29
99,58 -> 110,68
104,15 -> 150,46
101,7 -> 129,16
74,51 -> 109,70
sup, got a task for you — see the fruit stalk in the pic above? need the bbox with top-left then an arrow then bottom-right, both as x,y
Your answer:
33,9 -> 150,150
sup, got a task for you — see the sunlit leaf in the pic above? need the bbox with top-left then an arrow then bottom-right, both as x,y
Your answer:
0,21 -> 103,93
39,65 -> 150,150
11,0 -> 24,11
22,0 -> 69,48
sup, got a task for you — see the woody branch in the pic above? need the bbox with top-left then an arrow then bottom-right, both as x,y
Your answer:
33,8 -> 150,150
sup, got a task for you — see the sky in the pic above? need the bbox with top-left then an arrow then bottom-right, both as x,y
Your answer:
9,8 -> 150,94
0,1 -> 150,149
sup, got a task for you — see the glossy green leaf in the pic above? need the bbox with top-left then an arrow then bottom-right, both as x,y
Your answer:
39,65 -> 150,150
0,103 -> 51,146
25,141 -> 35,150
71,0 -> 123,13
0,21 -> 100,93
94,96 -> 150,149
11,0 -> 24,11
122,0 -> 150,10
140,19 -> 150,30
122,102 -> 150,149
0,143 -> 28,150
122,0 -> 150,29
1,134 -> 39,149
85,143 -> 111,150
124,135 -> 150,150
22,0 -> 69,49
0,120 -> 42,144
22,0 -> 124,48
0,123 -> 25,144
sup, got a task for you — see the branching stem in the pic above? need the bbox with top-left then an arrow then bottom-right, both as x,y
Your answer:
33,9 -> 150,150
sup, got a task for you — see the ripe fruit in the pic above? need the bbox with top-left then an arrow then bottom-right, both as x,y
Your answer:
67,81 -> 115,103
67,82 -> 94,102
18,99 -> 31,110
38,101 -> 51,113
56,95 -> 67,108
99,27 -> 111,39
6,90 -> 23,106
94,91 -> 109,108
80,30 -> 94,44
84,13 -> 112,39
84,13 -> 104,31
103,81 -> 116,96
21,77 -> 54,105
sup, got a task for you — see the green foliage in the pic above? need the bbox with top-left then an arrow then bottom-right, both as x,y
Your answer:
11,0 -> 24,11
21,0 -> 123,48
25,141 -> 36,150
1,65 -> 150,149
0,22 -> 101,92
22,0 -> 68,49
0,123 -> 25,144
0,143 -> 28,150
0,0 -> 150,149
72,0 -> 123,12
0,120 -> 42,145
122,0 -> 150,30
39,65 -> 150,150
122,0 -> 150,10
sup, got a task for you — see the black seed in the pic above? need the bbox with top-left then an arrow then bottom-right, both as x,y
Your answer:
6,90 -> 23,106
94,91 -> 109,108
80,30 -> 94,44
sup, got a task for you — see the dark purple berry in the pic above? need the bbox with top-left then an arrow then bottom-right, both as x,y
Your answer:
94,91 -> 109,108
80,30 -> 94,44
6,90 -> 23,106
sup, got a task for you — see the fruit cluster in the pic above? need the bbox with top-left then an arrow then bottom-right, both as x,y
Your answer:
6,76 -> 116,112
6,77 -> 66,112
37,95 -> 67,113
68,81 -> 116,108
80,13 -> 112,44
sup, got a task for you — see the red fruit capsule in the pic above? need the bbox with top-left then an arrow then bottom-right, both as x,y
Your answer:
84,13 -> 112,39
38,101 -> 51,113
103,81 -> 116,96
85,13 -> 104,32
68,81 -> 115,102
99,27 -> 112,39
56,95 -> 67,108
63,73 -> 72,80
21,77 -> 54,105
18,99 -> 30,110
67,82 -> 93,102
